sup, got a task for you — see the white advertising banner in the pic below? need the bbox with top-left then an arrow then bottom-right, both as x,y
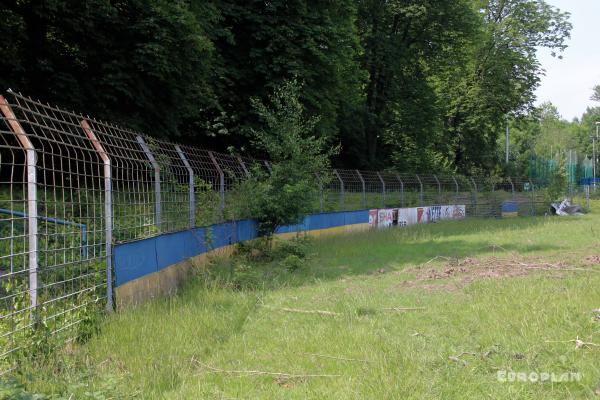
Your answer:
440,205 -> 466,220
369,205 -> 466,228
416,207 -> 428,224
397,207 -> 417,227
377,209 -> 395,228
368,209 -> 378,228
426,206 -> 442,222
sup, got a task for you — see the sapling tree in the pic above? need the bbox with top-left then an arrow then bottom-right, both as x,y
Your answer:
238,80 -> 338,239
546,156 -> 567,203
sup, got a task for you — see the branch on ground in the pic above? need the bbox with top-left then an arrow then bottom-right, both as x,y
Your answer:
192,358 -> 341,379
545,336 -> 600,349
262,305 -> 340,316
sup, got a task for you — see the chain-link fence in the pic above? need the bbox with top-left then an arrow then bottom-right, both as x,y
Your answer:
0,91 -> 566,373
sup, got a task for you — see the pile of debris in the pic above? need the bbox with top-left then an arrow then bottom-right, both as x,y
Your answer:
550,199 -> 584,216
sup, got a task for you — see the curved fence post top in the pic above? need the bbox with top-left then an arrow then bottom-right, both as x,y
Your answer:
356,170 -> 366,208
81,119 -> 110,164
333,169 -> 344,186
0,95 -> 34,151
470,177 -> 478,191
263,160 -> 272,173
136,135 -> 159,171
175,145 -> 195,229
237,155 -> 250,177
81,118 -> 114,312
136,135 -> 161,230
433,174 -> 441,193
0,93 -> 39,312
395,173 -> 403,184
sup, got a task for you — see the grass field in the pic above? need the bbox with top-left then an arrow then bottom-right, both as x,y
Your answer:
6,206 -> 600,399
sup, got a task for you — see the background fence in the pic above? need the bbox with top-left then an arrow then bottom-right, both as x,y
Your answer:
0,90 -> 574,373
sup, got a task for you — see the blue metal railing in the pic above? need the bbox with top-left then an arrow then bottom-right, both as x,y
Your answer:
0,208 -> 88,258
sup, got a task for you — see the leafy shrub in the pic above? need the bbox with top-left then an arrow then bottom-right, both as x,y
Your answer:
272,235 -> 312,259
546,157 -> 567,203
280,255 -> 303,272
235,80 -> 338,239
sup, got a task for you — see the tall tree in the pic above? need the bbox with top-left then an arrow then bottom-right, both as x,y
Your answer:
0,0 -> 220,138
443,0 -> 571,174
356,0 -> 477,169
208,0 -> 363,153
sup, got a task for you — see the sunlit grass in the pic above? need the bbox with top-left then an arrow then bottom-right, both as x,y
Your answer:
9,203 -> 600,399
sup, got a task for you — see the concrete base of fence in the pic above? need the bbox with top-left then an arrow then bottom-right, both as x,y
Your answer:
115,221 -> 370,309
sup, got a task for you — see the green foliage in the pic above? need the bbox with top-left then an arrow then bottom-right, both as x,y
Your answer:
1,0 -> 573,174
214,0 -> 364,144
441,0 -> 571,174
235,81 -> 338,237
272,235 -> 311,260
210,236 -> 313,289
546,157 -> 567,203
501,97 -> 600,181
0,0 -> 219,138
592,85 -> 600,102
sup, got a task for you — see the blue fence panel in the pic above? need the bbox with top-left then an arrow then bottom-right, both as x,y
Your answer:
113,238 -> 158,286
114,210 -> 371,287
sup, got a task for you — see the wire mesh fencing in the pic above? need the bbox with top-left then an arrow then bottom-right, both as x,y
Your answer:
0,90 -> 562,373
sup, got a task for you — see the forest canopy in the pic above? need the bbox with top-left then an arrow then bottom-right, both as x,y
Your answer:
0,0 -> 572,175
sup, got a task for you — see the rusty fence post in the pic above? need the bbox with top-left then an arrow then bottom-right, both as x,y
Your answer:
81,119 -> 114,311
0,95 -> 38,312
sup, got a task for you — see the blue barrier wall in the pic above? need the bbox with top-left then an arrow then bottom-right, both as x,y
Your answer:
114,210 -> 369,287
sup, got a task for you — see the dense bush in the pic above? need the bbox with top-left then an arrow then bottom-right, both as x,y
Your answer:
235,81 -> 338,238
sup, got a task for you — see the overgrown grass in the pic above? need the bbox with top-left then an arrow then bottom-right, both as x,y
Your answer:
5,205 -> 600,399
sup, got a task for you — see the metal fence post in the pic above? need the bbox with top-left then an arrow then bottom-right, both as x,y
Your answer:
176,145 -> 195,228
208,151 -> 225,218
528,178 -> 535,215
433,174 -> 441,204
136,136 -> 161,230
81,120 -> 113,312
470,177 -> 478,216
333,169 -> 344,210
0,96 -> 38,312
508,177 -> 515,200
377,172 -> 385,208
356,170 -> 366,208
452,175 -> 459,205
263,160 -> 272,173
315,172 -> 324,212
395,174 -> 405,207
237,156 -> 250,178
415,174 -> 424,206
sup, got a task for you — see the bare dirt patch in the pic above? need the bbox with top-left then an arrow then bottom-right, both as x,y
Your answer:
394,255 -> 598,292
